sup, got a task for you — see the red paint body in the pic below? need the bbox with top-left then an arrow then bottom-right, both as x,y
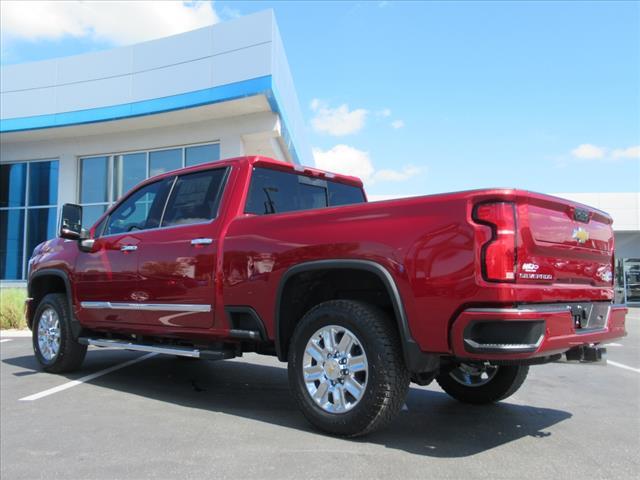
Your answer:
27,156 -> 627,365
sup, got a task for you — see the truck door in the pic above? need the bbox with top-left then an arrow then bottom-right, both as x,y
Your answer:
134,167 -> 229,329
74,177 -> 174,326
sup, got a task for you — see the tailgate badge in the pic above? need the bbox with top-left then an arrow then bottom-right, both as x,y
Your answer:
572,227 -> 589,244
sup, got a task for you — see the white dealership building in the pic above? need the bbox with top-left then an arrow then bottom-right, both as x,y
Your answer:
0,11 -> 638,304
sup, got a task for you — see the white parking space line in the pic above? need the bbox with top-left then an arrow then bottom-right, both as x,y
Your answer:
19,352 -> 158,401
608,360 -> 640,374
605,343 -> 624,347
0,339 -> 12,343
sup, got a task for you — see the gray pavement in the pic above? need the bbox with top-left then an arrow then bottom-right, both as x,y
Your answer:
1,310 -> 639,480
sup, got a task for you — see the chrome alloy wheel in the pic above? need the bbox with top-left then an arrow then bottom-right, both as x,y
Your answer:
37,307 -> 61,361
449,363 -> 499,387
302,325 -> 368,414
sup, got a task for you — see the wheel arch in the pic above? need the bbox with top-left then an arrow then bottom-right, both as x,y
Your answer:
275,259 -> 438,373
28,269 -> 81,336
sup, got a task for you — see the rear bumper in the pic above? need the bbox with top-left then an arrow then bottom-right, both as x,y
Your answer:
450,303 -> 627,361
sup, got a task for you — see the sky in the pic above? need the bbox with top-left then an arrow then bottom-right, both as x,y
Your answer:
1,1 -> 638,199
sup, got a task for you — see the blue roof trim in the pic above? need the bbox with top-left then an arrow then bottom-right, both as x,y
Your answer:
0,75 -> 272,133
0,73 -> 303,165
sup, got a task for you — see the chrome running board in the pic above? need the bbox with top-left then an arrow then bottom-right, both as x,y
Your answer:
78,337 -> 235,360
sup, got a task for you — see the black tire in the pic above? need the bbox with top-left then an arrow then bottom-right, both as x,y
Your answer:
436,364 -> 529,404
32,293 -> 87,373
288,300 -> 410,437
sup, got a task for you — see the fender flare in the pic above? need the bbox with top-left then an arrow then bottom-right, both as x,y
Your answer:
274,259 -> 438,373
29,269 -> 82,338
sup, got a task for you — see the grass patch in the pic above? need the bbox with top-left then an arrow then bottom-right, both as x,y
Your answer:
1,288 -> 28,330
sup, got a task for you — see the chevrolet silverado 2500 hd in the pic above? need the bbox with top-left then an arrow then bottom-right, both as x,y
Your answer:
26,155 -> 627,436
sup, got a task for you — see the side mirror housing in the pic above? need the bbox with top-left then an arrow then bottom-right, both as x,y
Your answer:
59,203 -> 83,240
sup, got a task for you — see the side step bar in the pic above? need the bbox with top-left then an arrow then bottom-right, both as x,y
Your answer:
78,337 -> 235,360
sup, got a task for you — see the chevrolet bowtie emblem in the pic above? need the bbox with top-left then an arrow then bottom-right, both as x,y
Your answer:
572,227 -> 589,244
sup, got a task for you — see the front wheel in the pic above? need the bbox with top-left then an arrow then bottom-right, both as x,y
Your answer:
436,363 -> 529,404
32,293 -> 87,373
288,300 -> 410,437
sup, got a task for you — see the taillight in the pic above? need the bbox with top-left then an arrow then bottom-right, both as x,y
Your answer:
474,202 -> 517,282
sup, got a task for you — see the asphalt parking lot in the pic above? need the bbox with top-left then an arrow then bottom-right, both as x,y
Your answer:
1,310 -> 639,480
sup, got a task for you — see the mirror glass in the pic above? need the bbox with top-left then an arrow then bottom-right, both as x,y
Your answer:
59,203 -> 83,239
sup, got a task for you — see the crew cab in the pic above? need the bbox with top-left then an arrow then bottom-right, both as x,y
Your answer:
26,156 -> 627,437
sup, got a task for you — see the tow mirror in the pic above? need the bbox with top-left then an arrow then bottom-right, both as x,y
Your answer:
59,203 -> 83,240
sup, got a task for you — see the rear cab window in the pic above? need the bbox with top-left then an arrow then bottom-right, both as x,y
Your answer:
245,167 -> 365,215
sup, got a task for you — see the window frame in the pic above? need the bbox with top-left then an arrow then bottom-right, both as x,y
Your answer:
0,158 -> 59,280
95,165 -> 230,239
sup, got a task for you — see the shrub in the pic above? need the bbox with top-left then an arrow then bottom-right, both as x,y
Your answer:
0,288 -> 28,330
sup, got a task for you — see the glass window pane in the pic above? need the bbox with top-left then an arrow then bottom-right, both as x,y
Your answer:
162,169 -> 227,227
82,205 -> 107,230
28,160 -> 59,206
26,207 -> 57,259
113,153 -> 146,200
80,156 -> 109,204
149,148 -> 181,177
0,209 -> 25,279
105,179 -> 172,235
185,144 -> 220,167
328,181 -> 366,207
245,168 -> 329,215
0,163 -> 27,207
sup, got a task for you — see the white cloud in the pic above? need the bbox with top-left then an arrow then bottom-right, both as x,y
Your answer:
310,100 -> 368,136
390,119 -> 405,129
612,145 -> 640,160
0,1 -> 219,46
312,145 -> 424,186
376,108 -> 392,118
566,143 -> 639,163
313,145 -> 374,180
571,144 -> 606,160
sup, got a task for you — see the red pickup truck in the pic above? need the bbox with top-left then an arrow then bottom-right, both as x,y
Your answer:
26,155 -> 627,436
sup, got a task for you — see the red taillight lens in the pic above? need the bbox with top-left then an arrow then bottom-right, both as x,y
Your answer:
474,202 -> 517,282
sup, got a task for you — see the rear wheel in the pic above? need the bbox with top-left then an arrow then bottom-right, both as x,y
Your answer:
436,363 -> 529,404
288,300 -> 409,437
32,293 -> 87,373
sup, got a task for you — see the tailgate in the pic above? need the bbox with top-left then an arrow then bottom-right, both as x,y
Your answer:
517,194 -> 614,286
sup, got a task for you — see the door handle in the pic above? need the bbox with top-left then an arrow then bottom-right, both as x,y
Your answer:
190,238 -> 213,246
120,245 -> 138,252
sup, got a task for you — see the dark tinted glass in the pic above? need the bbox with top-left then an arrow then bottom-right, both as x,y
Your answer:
113,153 -> 146,200
162,169 -> 227,227
185,144 -> 220,167
28,160 -> 59,206
105,178 -> 172,235
0,209 -> 25,279
80,156 -> 109,204
149,148 -> 181,177
26,207 -> 57,258
246,168 -> 337,215
0,163 -> 26,207
328,181 -> 365,206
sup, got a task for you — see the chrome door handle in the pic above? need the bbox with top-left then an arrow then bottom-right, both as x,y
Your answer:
120,245 -> 138,252
190,238 -> 213,246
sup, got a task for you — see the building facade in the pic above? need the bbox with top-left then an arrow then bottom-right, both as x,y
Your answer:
0,11 -> 311,283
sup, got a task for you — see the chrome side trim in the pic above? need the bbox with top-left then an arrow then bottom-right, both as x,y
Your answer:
466,306 -> 571,314
83,338 -> 200,358
80,302 -> 211,312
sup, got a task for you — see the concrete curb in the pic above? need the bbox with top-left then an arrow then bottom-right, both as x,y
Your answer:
0,330 -> 31,338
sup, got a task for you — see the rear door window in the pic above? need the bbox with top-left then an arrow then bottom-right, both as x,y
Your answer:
161,168 -> 228,227
245,167 -> 365,215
